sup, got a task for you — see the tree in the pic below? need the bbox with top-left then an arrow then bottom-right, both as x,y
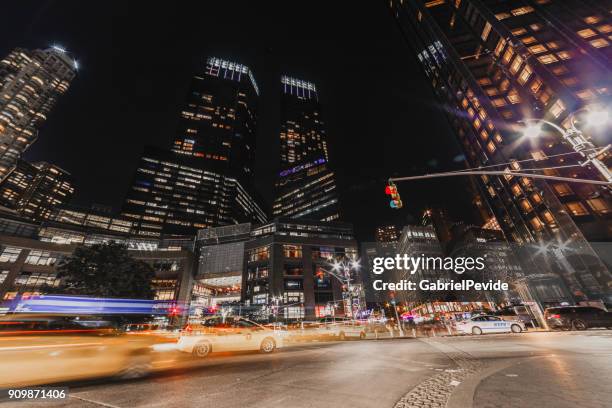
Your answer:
56,241 -> 155,299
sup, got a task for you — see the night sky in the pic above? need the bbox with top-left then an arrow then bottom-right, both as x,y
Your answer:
4,1 -> 480,240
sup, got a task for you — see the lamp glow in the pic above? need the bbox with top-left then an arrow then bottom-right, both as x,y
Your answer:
522,123 -> 543,139
584,109 -> 609,128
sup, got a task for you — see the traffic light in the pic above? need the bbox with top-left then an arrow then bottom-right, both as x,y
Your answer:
385,180 -> 403,209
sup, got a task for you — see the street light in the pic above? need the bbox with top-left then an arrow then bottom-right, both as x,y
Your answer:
322,258 -> 361,319
518,107 -> 612,183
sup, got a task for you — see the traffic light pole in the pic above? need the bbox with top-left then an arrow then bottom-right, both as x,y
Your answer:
389,170 -> 611,186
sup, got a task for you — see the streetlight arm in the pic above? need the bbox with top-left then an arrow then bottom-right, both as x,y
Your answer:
520,118 -> 567,135
390,169 -> 611,185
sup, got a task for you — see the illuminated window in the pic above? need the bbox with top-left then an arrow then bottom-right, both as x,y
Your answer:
530,78 -> 543,94
586,198 -> 611,214
532,193 -> 543,204
529,217 -> 544,231
495,12 -> 511,21
590,38 -> 609,48
510,55 -> 523,74
481,22 -> 492,41
518,65 -> 533,85
494,39 -> 507,56
541,210 -> 555,224
538,54 -> 558,64
565,202 -> 589,216
248,246 -> 270,262
478,108 -> 487,120
486,141 -> 496,153
283,245 -> 302,258
507,89 -> 521,104
519,199 -> 533,212
492,98 -> 507,107
549,99 -> 566,118
486,88 -> 499,96
577,28 -> 597,38
511,27 -> 527,36
0,246 -> 22,263
511,184 -> 522,197
528,45 -> 547,54
503,48 -> 514,64
494,132 -> 503,143
480,130 -> 489,141
597,24 -> 612,34
499,79 -> 510,92
520,177 -> 533,188
521,36 -> 537,45
557,51 -> 572,60
530,23 -> 543,31
473,118 -> 481,129
546,41 -> 560,50
553,183 -> 572,196
478,78 -> 492,86
511,6 -> 533,16
584,16 -> 601,24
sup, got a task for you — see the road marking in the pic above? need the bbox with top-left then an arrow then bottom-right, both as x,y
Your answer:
70,394 -> 122,408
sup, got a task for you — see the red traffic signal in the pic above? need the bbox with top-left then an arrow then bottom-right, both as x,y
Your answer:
385,181 -> 403,209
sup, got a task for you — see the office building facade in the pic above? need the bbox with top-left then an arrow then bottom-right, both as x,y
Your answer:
242,218 -> 358,320
391,0 -> 612,304
122,146 -> 266,237
0,160 -> 74,221
272,77 -> 340,222
0,47 -> 77,182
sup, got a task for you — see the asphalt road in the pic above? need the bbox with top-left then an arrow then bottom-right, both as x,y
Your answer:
5,331 -> 612,408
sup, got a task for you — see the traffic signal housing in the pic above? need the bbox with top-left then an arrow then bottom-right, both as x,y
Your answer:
385,180 -> 403,209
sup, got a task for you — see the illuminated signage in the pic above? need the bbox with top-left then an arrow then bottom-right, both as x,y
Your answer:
279,158 -> 326,177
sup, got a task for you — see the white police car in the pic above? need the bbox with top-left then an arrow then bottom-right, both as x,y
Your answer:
455,315 -> 525,335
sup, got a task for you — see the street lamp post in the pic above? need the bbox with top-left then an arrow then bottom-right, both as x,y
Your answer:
519,108 -> 612,183
323,258 -> 361,319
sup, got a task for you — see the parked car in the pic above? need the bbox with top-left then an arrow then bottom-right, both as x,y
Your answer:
177,316 -> 285,358
0,314 -> 156,387
455,315 -> 525,335
495,305 -> 535,327
544,306 -> 612,331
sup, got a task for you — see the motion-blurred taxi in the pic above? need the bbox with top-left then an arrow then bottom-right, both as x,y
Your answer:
177,316 -> 285,357
0,314 -> 158,387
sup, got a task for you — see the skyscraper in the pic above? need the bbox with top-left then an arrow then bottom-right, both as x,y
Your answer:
0,46 -> 77,182
390,0 -> 612,305
171,57 -> 259,182
122,57 -> 266,236
272,76 -> 340,222
0,160 -> 74,221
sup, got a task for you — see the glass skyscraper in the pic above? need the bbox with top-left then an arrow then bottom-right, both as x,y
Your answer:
122,57 -> 266,236
0,47 -> 77,183
390,0 -> 612,305
272,76 -> 340,222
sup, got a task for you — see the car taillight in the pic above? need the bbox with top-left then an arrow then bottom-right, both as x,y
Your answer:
549,314 -> 561,319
